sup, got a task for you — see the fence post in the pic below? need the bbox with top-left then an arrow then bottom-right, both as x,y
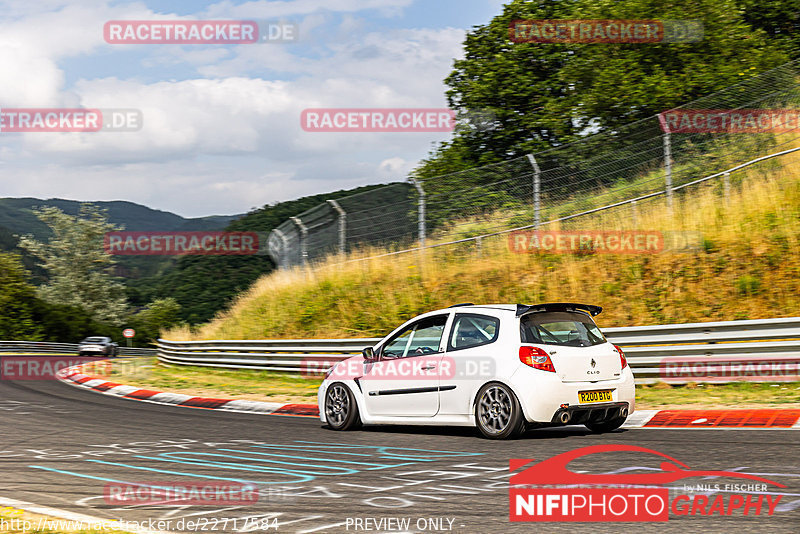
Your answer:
290,216 -> 308,266
327,199 -> 346,255
723,171 -> 731,204
526,154 -> 541,229
409,178 -> 426,249
663,131 -> 673,208
268,228 -> 290,269
630,199 -> 638,226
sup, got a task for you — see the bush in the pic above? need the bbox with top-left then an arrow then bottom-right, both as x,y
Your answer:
735,274 -> 761,296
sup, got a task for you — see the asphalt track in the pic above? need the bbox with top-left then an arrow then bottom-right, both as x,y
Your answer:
1,374 -> 799,534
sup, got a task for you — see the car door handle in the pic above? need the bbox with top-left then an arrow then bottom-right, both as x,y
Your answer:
421,365 -> 436,370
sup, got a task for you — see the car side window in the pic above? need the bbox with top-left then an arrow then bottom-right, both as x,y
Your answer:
381,315 -> 448,359
448,313 -> 500,351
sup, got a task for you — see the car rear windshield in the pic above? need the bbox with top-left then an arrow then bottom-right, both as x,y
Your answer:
83,337 -> 105,342
520,311 -> 606,347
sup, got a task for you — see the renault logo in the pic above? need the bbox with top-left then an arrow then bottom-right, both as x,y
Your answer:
590,359 -> 596,368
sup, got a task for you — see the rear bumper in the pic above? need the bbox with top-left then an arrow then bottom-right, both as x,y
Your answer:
551,401 -> 629,425
78,347 -> 109,354
509,366 -> 636,423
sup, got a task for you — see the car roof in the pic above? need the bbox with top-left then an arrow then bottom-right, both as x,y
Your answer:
440,304 -> 515,314
469,304 -> 517,311
440,303 -> 602,316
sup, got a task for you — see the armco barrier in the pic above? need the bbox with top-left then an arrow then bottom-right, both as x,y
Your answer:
156,317 -> 800,384
156,338 -> 376,373
0,341 -> 155,357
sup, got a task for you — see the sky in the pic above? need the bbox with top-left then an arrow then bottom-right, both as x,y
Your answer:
0,0 -> 505,217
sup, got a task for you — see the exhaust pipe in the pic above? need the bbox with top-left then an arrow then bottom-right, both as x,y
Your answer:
558,411 -> 571,424
620,406 -> 629,418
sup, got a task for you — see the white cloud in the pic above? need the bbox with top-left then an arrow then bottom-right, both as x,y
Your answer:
0,0 -> 468,217
202,0 -> 414,18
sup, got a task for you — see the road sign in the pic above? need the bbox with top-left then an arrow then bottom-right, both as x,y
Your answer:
123,328 -> 135,338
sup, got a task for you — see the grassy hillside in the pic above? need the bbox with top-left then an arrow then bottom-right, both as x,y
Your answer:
169,147 -> 800,341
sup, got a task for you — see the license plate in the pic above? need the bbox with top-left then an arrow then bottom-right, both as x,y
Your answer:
578,390 -> 613,403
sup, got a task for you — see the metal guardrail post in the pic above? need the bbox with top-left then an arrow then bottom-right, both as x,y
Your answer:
327,199 -> 346,255
723,171 -> 731,203
664,131 -> 673,208
290,216 -> 308,266
526,154 -> 541,229
0,340 -> 156,356
409,178 -> 426,249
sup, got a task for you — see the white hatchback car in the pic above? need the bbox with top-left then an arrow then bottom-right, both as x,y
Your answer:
318,303 -> 635,439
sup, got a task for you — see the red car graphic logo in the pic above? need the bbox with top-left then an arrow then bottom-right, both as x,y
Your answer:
510,444 -> 785,487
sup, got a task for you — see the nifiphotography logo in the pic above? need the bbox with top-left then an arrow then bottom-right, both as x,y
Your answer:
509,444 -> 784,522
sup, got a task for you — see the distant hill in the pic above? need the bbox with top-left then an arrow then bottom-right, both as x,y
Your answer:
0,198 -> 239,238
0,198 -> 242,280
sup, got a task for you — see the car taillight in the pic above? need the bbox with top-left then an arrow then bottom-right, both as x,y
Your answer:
614,345 -> 628,369
519,346 -> 555,372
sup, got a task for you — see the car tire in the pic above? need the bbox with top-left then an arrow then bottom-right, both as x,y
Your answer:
324,382 -> 361,431
585,417 -> 626,433
474,382 -> 526,440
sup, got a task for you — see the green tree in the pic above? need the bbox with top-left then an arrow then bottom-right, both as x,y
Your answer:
441,0 -> 575,167
550,0 -> 789,129
0,252 -> 119,342
417,0 -> 791,177
18,204 -> 129,324
33,301 -> 117,343
0,253 -> 43,340
737,0 -> 800,58
129,298 -> 182,343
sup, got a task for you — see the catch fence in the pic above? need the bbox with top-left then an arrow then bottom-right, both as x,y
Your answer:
269,60 -> 800,267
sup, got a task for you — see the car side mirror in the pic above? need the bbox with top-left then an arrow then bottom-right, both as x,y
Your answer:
362,347 -> 377,361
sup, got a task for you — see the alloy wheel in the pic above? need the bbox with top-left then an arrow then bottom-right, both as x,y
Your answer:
478,385 -> 513,434
325,384 -> 350,428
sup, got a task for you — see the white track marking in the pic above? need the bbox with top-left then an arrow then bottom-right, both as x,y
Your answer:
0,496 -> 177,534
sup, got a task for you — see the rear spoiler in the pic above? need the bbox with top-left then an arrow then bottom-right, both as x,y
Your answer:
516,302 -> 603,317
